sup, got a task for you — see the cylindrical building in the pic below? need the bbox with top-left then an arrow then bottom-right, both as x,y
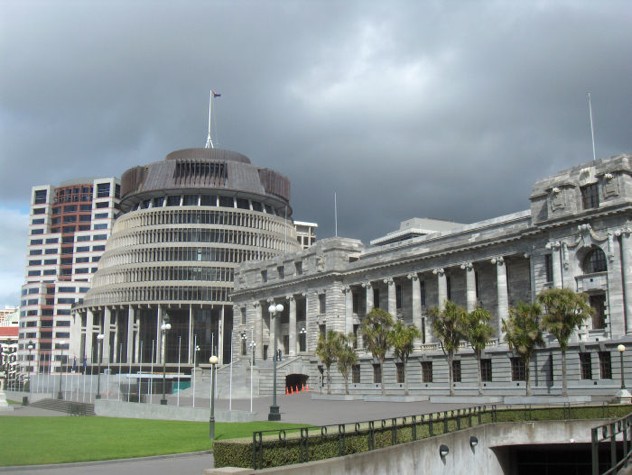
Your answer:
73,148 -> 301,367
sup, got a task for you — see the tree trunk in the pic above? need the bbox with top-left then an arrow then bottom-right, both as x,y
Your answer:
344,374 -> 349,395
326,366 -> 331,395
476,353 -> 483,396
448,352 -> 454,396
525,356 -> 531,396
561,349 -> 567,397
380,360 -> 385,396
404,361 -> 409,396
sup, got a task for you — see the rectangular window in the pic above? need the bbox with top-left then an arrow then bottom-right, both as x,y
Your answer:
452,360 -> 461,383
421,361 -> 433,383
373,364 -> 382,384
352,364 -> 361,384
261,270 -> 267,283
95,201 -> 108,208
97,183 -> 111,198
34,189 -> 47,204
580,352 -> 592,379
93,224 -> 108,230
481,359 -> 492,382
544,254 -> 554,283
581,183 -> 600,209
396,362 -> 405,383
30,239 -> 43,245
396,284 -> 402,309
599,352 -> 612,379
31,218 -> 45,225
46,238 -> 58,244
373,289 -> 380,309
33,207 -> 46,215
76,246 -> 90,252
94,212 -> 108,219
319,294 -> 326,314
295,261 -> 302,275
92,245 -> 105,251
29,250 -> 42,255
511,357 -> 526,381
277,266 -> 284,279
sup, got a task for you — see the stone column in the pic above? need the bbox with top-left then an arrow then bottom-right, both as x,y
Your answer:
617,228 -> 632,334
434,268 -> 447,310
493,257 -> 509,339
363,282 -> 373,315
253,302 -> 263,361
103,307 -> 112,364
85,309 -> 94,362
547,241 -> 562,288
462,262 -> 477,312
127,306 -> 134,364
288,296 -> 297,356
343,287 -> 353,336
384,278 -> 396,317
407,273 -> 422,348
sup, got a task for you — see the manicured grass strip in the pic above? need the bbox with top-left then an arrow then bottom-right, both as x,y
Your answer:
0,417 -> 303,467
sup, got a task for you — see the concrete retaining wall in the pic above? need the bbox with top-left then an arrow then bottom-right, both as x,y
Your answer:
95,399 -> 256,422
206,419 -> 603,475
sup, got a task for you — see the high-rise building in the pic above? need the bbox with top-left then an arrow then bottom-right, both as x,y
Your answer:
72,148 -> 302,368
19,178 -> 120,374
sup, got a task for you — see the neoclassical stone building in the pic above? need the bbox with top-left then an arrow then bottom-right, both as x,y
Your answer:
73,148 -> 302,367
232,154 -> 632,396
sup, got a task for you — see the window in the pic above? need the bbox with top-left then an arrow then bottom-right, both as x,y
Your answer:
277,266 -> 284,279
511,357 -> 526,381
30,250 -> 42,255
167,195 -> 181,206
30,239 -> 43,245
481,359 -> 492,382
580,353 -> 592,379
34,189 -> 47,204
92,245 -> 106,251
95,201 -> 108,208
599,352 -> 612,379
261,270 -> 268,283
46,238 -> 58,244
583,247 -> 607,273
76,246 -> 90,252
352,364 -> 361,384
31,229 -> 44,235
421,361 -> 433,383
93,234 -> 107,241
589,294 -> 606,329
373,364 -> 382,384
295,261 -> 303,275
581,183 -> 600,209
32,218 -> 45,225
93,223 -> 108,230
97,183 -> 110,197
396,362 -> 405,383
77,235 -> 90,242
452,360 -> 461,383
319,294 -> 326,314
396,285 -> 402,309
544,254 -> 553,283
33,207 -> 46,215
94,213 -> 108,219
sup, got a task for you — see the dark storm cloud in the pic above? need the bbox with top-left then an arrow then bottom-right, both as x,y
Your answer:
1,0 -> 631,304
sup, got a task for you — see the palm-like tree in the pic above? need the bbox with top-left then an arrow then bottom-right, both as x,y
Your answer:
429,300 -> 467,396
336,333 -> 358,395
388,320 -> 421,395
503,301 -> 545,396
462,307 -> 494,395
315,330 -> 342,395
361,308 -> 394,396
538,288 -> 593,396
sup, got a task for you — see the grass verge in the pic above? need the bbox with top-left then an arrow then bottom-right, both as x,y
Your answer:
0,417 -> 303,466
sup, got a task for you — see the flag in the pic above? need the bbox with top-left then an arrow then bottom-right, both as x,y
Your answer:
212,91 -> 221,98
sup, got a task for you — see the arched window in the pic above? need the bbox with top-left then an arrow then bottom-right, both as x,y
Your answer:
583,247 -> 607,273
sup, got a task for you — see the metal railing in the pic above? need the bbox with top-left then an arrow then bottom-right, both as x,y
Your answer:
251,405 -> 491,470
592,411 -> 632,475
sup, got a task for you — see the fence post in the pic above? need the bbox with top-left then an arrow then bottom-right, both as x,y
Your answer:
300,427 -> 309,464
252,431 -> 263,469
368,421 -> 375,451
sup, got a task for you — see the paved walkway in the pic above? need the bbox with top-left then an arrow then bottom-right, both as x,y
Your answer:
0,392 -> 473,474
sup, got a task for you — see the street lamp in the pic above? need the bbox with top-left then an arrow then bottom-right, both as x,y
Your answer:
195,345 -> 201,367
57,341 -> 66,399
249,340 -> 256,366
160,317 -> 172,405
209,355 -> 219,441
96,334 -> 105,399
268,303 -> 283,421
241,332 -> 247,357
618,344 -> 626,390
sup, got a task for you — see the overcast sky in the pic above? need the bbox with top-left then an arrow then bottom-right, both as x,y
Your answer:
1,0 -> 631,307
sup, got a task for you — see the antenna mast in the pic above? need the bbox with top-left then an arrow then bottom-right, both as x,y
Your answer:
205,90 -> 221,149
587,92 -> 596,161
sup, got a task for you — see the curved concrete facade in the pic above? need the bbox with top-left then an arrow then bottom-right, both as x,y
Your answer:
73,148 -> 301,367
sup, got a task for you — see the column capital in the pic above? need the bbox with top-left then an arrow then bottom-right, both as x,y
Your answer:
383,278 -> 394,286
361,281 -> 372,289
432,268 -> 445,276
252,302 -> 260,308
546,241 -> 561,250
491,256 -> 505,266
286,295 -> 295,302
342,286 -> 352,293
460,262 -> 473,271
407,273 -> 418,281
615,226 -> 632,238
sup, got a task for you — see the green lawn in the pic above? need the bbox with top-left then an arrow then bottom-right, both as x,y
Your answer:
0,417 -> 304,466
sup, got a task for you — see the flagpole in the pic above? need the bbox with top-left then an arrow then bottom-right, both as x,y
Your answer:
587,92 -> 597,162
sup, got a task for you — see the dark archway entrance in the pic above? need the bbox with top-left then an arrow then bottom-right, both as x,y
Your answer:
285,373 -> 309,393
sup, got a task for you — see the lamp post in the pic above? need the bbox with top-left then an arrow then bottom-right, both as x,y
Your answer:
268,303 -> 283,421
618,344 -> 626,390
57,341 -> 66,399
209,355 -> 218,441
195,345 -> 200,367
26,341 -> 34,404
160,318 -> 171,405
249,340 -> 256,366
96,334 -> 105,399
241,332 -> 247,357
